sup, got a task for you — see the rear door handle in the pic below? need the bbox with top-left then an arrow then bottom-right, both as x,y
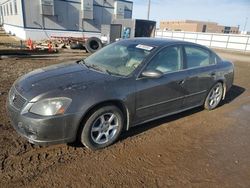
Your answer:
210,72 -> 216,76
179,79 -> 185,85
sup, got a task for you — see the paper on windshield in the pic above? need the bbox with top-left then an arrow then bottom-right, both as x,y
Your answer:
136,44 -> 154,51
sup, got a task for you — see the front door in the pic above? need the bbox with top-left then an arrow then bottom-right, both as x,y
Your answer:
135,45 -> 187,123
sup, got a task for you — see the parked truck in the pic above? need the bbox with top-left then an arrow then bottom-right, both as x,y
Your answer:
81,19 -> 156,53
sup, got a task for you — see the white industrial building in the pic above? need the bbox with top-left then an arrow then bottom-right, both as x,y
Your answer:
0,0 -> 133,40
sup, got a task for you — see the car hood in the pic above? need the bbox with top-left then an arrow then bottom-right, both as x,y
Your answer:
15,61 -> 115,100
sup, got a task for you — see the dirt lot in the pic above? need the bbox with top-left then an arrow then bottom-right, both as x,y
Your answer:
0,49 -> 250,188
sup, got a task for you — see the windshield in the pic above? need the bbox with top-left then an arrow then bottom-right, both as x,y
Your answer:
84,41 -> 155,76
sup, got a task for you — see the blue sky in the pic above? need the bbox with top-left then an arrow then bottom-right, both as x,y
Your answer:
132,0 -> 250,31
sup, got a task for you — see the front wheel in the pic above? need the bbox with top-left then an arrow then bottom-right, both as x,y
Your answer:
80,105 -> 124,150
204,82 -> 224,110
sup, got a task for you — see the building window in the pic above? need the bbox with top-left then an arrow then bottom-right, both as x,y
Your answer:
202,25 -> 207,32
6,4 -> 9,16
2,5 -> 5,16
9,2 -> 13,15
224,27 -> 231,34
14,0 -> 18,14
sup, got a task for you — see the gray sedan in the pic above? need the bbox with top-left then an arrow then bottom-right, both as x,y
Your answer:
7,38 -> 234,150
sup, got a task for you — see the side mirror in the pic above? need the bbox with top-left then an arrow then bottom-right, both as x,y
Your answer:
141,70 -> 163,79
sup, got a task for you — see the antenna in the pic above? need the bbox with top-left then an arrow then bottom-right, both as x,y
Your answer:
243,17 -> 248,32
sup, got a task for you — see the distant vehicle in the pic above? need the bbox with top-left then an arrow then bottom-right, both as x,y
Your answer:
7,38 -> 234,150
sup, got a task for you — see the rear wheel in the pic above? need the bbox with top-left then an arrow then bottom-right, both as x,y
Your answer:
204,82 -> 223,110
80,105 -> 123,150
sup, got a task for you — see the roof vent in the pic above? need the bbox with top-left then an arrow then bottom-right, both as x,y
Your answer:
40,0 -> 54,16
114,1 -> 124,19
81,0 -> 93,20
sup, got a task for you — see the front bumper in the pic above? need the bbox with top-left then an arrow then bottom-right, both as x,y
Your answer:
7,102 -> 82,146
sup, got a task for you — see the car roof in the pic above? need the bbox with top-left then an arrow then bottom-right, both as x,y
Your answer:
123,37 -> 184,47
123,37 -> 210,51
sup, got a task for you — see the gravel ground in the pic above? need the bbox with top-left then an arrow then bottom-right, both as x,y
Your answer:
0,49 -> 250,188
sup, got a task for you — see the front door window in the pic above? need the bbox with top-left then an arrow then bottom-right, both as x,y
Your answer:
146,46 -> 182,73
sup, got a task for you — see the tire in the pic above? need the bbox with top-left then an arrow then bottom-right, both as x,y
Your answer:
85,37 -> 103,53
80,105 -> 124,150
204,82 -> 224,110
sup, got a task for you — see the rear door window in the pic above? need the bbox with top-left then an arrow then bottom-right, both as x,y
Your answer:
184,46 -> 212,69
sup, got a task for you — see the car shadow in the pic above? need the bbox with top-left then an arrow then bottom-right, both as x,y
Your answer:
119,107 -> 203,142
120,84 -> 245,142
221,85 -> 245,104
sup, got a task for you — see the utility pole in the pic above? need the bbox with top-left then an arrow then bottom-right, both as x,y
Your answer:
147,0 -> 151,20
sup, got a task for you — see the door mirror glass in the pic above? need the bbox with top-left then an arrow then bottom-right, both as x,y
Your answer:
141,70 -> 163,79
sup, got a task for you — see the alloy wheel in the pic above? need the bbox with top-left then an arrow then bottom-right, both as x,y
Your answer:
208,83 -> 223,109
91,113 -> 119,145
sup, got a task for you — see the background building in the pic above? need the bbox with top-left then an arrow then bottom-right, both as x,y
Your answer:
0,0 -> 133,40
160,20 -> 239,34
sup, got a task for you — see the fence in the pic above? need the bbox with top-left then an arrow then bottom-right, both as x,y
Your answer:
155,30 -> 250,52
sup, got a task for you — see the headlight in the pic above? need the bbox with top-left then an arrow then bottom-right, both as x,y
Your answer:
29,97 -> 72,116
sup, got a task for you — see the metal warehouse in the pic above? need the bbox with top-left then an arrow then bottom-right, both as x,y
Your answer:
0,0 -> 133,40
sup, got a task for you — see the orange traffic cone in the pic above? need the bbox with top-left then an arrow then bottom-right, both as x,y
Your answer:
26,38 -> 33,50
48,41 -> 53,52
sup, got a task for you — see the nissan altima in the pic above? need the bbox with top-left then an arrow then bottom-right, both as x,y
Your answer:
7,38 -> 234,150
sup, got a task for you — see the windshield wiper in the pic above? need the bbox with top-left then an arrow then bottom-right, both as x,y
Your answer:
77,59 -> 92,69
87,64 -> 107,73
77,60 -> 121,76
105,70 -> 122,76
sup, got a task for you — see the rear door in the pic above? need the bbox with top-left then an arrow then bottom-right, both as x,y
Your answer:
135,45 -> 188,123
182,45 -> 217,108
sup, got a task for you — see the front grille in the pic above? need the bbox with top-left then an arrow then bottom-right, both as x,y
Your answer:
9,86 -> 27,110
